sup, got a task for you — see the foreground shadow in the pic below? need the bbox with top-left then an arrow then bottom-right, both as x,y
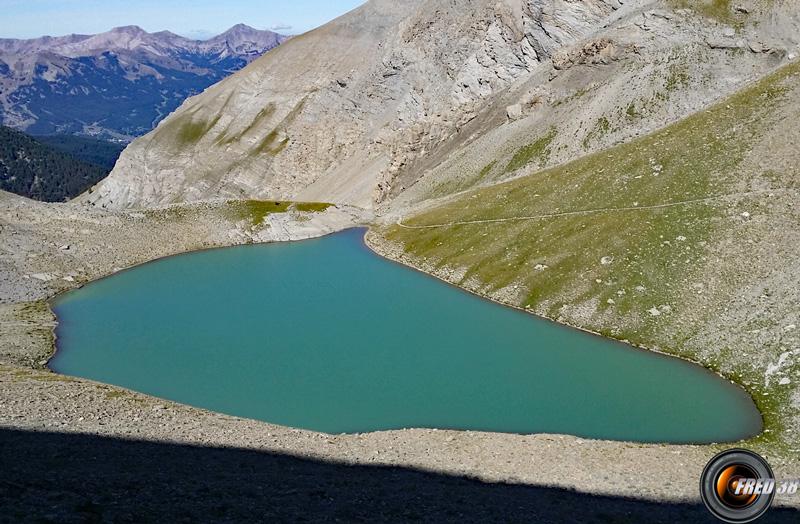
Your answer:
0,428 -> 796,523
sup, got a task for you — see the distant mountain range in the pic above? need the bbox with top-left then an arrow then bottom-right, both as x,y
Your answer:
0,24 -> 287,140
0,125 -> 118,202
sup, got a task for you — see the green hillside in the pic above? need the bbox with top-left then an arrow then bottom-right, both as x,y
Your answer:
383,60 -> 800,450
0,127 -> 110,202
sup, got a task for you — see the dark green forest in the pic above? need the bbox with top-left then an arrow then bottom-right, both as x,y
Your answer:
0,126 -> 115,202
36,134 -> 124,171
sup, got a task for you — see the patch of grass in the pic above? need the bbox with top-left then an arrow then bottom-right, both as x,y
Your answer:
665,62 -> 690,92
294,202 -> 333,213
238,103 -> 277,138
667,0 -> 764,28
385,59 -> 800,442
19,300 -> 51,319
159,111 -> 223,148
553,86 -> 591,107
153,92 -> 234,149
428,161 -> 499,199
12,368 -> 77,383
177,120 -> 210,144
478,161 -> 496,181
582,116 -> 612,149
238,200 -> 291,227
504,128 -> 557,174
668,0 -> 733,22
252,129 -> 290,157
218,103 -> 277,146
105,390 -> 128,400
247,97 -> 309,157
231,200 -> 333,227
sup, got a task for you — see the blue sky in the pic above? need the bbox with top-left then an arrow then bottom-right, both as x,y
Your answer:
0,0 -> 366,39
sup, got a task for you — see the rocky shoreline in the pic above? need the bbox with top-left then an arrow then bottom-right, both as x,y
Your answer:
1,193 -> 799,520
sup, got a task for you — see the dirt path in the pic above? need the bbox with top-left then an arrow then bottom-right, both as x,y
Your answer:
395,189 -> 789,229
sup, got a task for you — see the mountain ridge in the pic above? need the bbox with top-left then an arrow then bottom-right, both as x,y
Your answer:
85,0 -> 800,210
0,24 -> 288,140
0,24 -> 283,61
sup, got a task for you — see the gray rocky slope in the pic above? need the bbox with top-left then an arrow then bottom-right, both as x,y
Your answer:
86,0 -> 800,210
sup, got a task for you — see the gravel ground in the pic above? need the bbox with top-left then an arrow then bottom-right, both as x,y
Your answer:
1,191 -> 798,522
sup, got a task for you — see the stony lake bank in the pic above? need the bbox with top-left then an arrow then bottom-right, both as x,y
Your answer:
1,191 -> 799,521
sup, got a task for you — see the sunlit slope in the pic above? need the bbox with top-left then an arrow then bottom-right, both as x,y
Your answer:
87,0 -> 800,210
383,60 -> 800,446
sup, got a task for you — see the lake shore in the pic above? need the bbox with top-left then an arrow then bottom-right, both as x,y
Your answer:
362,228 -> 763,417
1,191 -> 799,519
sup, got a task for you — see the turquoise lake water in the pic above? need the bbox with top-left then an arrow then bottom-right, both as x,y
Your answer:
50,228 -> 761,443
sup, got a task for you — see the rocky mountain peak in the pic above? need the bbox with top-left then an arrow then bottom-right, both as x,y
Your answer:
222,23 -> 258,34
0,25 -> 289,139
204,24 -> 286,56
108,25 -> 147,36
83,0 -> 800,210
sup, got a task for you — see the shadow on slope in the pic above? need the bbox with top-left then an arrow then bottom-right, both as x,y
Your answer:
1,428 -> 798,522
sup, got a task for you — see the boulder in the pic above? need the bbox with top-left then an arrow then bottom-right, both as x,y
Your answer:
506,104 -> 523,121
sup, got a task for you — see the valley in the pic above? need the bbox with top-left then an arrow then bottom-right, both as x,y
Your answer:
0,126 -> 114,202
49,228 -> 760,443
0,25 -> 287,140
2,0 -> 800,520
2,192 -> 796,520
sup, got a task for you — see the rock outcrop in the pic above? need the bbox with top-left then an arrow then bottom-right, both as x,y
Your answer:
85,0 -> 635,208
86,0 -> 800,214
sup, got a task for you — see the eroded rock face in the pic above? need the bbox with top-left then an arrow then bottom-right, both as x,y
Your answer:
85,0 -> 630,209
86,0 -> 800,211
551,38 -> 619,70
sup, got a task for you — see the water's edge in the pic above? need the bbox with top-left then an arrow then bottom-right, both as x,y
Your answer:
43,225 -> 764,444
45,227 -> 356,372
361,228 -> 765,443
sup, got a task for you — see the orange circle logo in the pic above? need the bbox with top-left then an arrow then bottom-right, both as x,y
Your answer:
701,449 -> 775,523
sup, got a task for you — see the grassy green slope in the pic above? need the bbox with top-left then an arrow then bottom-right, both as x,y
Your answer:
382,60 -> 800,450
229,200 -> 334,227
